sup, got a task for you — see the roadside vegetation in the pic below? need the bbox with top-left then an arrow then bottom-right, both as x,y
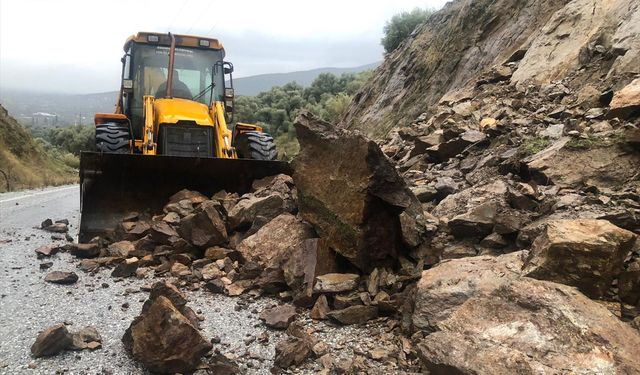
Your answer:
0,106 -> 77,192
235,71 -> 372,160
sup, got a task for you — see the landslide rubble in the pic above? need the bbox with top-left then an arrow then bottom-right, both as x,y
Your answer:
26,0 -> 640,373
56,134 -> 429,373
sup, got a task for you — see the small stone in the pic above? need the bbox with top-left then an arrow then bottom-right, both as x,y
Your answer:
44,271 -> 79,285
40,219 -> 53,229
313,273 -> 359,293
170,262 -> 191,277
111,257 -> 139,278
259,305 -> 297,330
326,305 -> 378,325
43,223 -> 68,233
479,118 -> 498,132
35,244 -> 60,259
274,337 -> 312,369
69,326 -> 102,351
31,324 -> 73,357
310,295 -> 330,320
69,243 -> 100,258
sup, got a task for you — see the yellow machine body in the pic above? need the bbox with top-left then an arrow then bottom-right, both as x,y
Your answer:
79,32 -> 286,242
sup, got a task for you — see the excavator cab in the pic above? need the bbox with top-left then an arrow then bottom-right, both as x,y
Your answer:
79,32 -> 289,242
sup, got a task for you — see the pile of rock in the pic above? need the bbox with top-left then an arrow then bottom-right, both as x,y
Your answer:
368,56 -> 640,372
58,113 -> 438,372
54,85 -> 640,373
378,58 -> 640,316
68,112 -> 431,317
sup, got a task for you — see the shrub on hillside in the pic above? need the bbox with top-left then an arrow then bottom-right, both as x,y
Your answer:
381,8 -> 434,54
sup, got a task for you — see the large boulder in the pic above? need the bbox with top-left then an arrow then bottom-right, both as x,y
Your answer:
123,294 -> 211,373
292,111 -> 428,271
236,213 -> 315,271
522,219 -> 636,299
227,194 -> 291,230
178,200 -> 228,248
608,77 -> 640,120
417,279 -> 640,374
432,179 -> 534,240
236,213 -> 337,302
523,137 -> 640,189
412,252 -> 525,331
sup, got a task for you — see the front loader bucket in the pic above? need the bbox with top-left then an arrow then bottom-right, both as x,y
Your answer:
78,151 -> 292,243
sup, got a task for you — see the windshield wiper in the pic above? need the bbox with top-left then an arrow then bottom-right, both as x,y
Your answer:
192,83 -> 214,101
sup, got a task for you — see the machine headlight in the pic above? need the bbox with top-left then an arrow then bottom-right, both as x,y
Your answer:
199,39 -> 210,47
147,35 -> 159,43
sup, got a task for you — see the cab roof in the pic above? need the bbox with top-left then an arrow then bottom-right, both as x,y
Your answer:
124,32 -> 225,53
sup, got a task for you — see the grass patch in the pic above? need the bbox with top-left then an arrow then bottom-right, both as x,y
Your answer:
565,133 -> 626,150
522,137 -> 551,155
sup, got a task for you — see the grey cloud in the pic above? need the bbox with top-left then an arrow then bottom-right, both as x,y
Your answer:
0,33 -> 382,94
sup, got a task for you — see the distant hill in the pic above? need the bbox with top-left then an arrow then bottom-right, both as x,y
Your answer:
0,62 -> 380,126
0,89 -> 118,127
231,63 -> 380,96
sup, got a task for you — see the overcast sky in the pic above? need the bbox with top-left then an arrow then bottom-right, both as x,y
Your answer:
0,0 -> 449,94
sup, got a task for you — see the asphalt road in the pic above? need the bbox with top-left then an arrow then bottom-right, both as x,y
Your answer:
0,186 -> 383,375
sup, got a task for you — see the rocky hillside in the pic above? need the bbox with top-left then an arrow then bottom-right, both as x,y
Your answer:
0,105 -> 76,191
342,0 -> 639,139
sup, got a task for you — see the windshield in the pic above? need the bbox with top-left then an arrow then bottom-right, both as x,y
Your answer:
128,43 -> 225,135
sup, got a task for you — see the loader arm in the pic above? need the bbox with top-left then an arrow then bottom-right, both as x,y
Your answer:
211,101 -> 235,158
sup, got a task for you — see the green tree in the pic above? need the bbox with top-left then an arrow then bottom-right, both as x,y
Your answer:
323,93 -> 352,123
381,8 -> 434,54
46,125 -> 95,155
231,70 -> 373,159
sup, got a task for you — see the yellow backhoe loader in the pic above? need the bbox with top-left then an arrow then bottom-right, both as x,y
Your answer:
79,32 -> 290,242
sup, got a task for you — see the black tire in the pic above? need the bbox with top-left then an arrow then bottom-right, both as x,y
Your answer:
95,123 -> 130,153
235,131 -> 278,160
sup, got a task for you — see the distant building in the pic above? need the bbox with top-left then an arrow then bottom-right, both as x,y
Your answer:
31,112 -> 58,126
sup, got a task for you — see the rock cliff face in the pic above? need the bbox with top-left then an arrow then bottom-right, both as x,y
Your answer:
341,0 -> 640,139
